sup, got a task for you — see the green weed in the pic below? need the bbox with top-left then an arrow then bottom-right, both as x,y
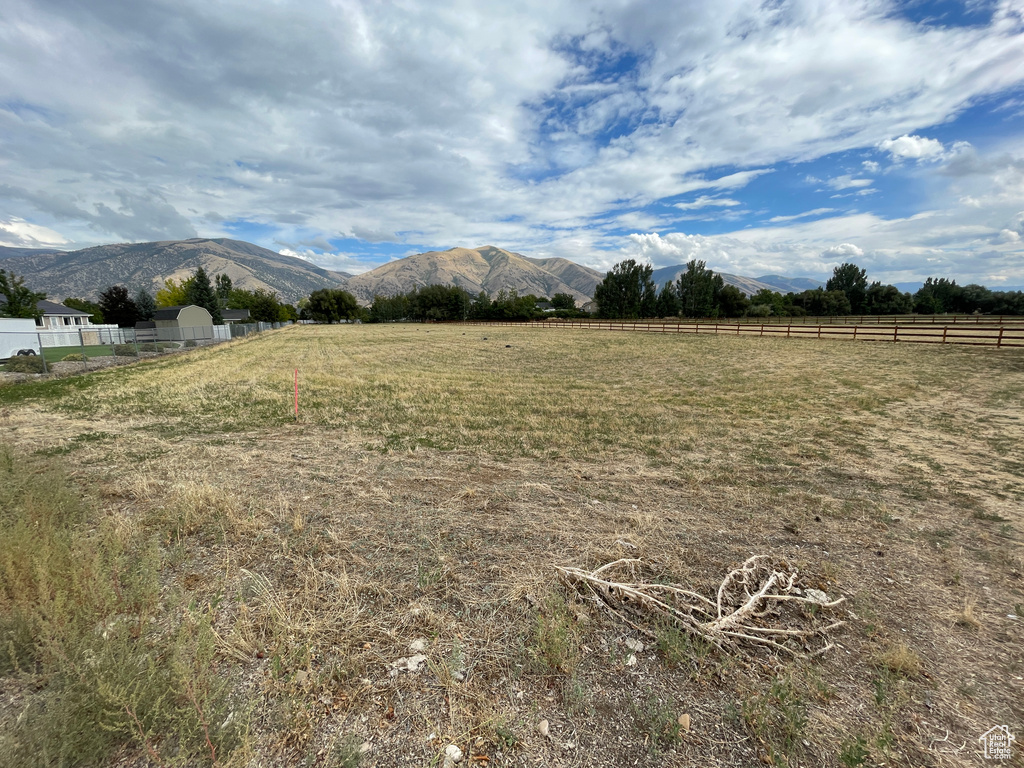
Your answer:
630,692 -> 682,752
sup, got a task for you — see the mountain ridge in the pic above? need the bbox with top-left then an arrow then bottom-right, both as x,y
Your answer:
651,264 -> 824,296
340,245 -> 604,305
0,239 -> 351,303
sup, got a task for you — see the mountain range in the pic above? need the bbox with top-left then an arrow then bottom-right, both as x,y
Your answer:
650,265 -> 823,296
341,246 -> 603,305
0,237 -> 827,305
0,238 -> 351,303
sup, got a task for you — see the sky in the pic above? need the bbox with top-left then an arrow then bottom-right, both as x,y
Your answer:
2,0 -> 1024,286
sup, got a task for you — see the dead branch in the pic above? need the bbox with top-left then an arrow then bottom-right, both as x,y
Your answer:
555,555 -> 845,657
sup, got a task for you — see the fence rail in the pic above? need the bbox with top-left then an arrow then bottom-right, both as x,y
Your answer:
459,320 -> 1024,348
668,314 -> 1024,326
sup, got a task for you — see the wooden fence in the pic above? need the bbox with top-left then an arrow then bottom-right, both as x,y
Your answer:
459,320 -> 1024,348
683,314 -> 1024,326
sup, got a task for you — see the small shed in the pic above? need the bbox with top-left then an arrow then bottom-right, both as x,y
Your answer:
153,305 -> 214,342
221,309 -> 251,324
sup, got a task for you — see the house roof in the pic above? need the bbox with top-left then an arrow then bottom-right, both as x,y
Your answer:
37,300 -> 91,317
222,309 -> 251,321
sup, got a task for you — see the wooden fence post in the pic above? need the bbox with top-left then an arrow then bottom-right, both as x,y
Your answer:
997,327 -> 1004,348
893,326 -> 898,343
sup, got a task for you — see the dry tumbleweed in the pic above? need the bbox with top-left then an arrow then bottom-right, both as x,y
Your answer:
555,555 -> 845,657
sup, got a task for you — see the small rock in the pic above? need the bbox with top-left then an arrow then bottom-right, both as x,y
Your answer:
805,589 -> 829,604
293,669 -> 309,685
625,653 -> 638,667
389,653 -> 428,676
443,744 -> 463,765
409,638 -> 429,652
360,742 -> 372,754
505,344 -> 511,348
678,713 -> 690,731
625,638 -> 645,652
538,719 -> 549,737
452,669 -> 466,683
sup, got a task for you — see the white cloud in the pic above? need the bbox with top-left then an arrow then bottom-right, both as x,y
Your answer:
827,175 -> 874,190
822,243 -> 865,260
278,247 -> 377,275
768,208 -> 838,223
0,217 -> 68,248
674,196 -> 741,210
879,134 -> 946,161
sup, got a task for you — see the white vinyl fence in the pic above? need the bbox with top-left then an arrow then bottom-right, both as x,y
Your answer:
1,320 -> 292,372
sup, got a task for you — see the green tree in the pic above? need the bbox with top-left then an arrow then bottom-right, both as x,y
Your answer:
469,291 -> 492,320
794,288 -> 851,316
228,288 -> 286,323
655,282 -> 680,318
184,267 -> 223,324
307,288 -> 360,323
215,274 -> 232,305
749,288 -> 784,317
155,277 -> 193,307
550,293 -> 577,311
62,297 -> 105,324
675,260 -> 724,318
913,278 -> 961,314
369,293 -> 411,322
0,269 -> 45,318
826,263 -> 868,313
134,289 -> 156,321
593,260 -> 657,319
718,285 -> 749,317
98,285 -> 140,327
864,283 -> 912,315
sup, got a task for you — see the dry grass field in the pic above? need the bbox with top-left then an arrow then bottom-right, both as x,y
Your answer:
1,323 -> 1022,767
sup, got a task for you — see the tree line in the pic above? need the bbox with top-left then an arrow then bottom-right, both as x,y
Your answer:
357,285 -> 583,323
0,266 -> 301,327
592,260 -> 1024,319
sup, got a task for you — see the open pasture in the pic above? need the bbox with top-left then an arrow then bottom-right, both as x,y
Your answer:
0,323 -> 1021,767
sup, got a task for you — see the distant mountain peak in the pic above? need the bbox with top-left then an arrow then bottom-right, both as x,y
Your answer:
341,245 -> 603,305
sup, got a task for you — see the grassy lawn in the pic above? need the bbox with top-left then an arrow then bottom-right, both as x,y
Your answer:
0,324 -> 1021,767
41,343 -> 117,362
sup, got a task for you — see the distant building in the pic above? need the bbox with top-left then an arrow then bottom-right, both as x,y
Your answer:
153,305 -> 215,342
34,300 -> 93,329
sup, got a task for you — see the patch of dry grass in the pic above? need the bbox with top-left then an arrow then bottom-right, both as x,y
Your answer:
1,324 -> 1022,767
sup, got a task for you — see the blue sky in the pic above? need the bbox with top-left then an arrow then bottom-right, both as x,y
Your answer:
1,0 -> 1023,286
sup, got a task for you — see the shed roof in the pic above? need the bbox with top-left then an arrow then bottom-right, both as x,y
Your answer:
153,305 -> 194,320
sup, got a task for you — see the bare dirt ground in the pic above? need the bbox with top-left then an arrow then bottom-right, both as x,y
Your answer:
0,324 -> 1021,768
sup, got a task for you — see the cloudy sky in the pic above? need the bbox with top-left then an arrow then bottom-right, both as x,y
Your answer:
2,0 -> 1023,286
